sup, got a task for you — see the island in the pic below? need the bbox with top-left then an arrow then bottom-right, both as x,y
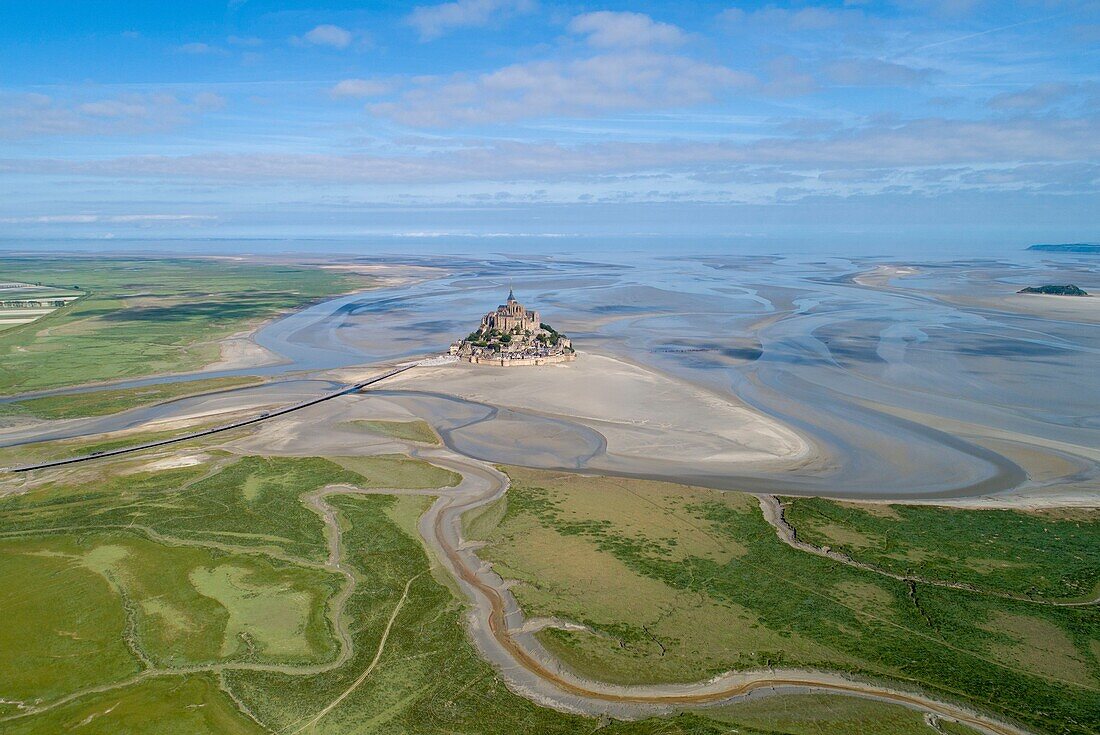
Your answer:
450,289 -> 575,366
1017,284 -> 1089,296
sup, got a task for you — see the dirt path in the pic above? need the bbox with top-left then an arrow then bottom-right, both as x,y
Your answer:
286,572 -> 421,734
757,494 -> 1100,607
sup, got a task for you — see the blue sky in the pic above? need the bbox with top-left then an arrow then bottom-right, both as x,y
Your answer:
0,0 -> 1097,249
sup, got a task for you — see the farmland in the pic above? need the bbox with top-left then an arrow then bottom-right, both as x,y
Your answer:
0,257 -> 371,394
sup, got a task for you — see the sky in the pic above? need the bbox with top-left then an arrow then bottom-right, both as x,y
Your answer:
0,0 -> 1097,251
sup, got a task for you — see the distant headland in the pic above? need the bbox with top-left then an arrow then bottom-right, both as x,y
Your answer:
1027,243 -> 1100,254
450,289 -> 575,366
1017,284 -> 1089,296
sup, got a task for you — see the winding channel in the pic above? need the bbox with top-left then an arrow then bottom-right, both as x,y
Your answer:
0,435 -> 1042,735
401,447 -> 1039,735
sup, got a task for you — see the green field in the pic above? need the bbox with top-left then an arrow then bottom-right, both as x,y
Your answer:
0,446 -> 999,734
341,419 -> 442,445
783,497 -> 1100,601
330,454 -> 460,489
467,468 -> 1100,735
1,532 -> 338,694
0,375 -> 264,421
2,675 -> 266,735
0,421 -> 235,469
0,256 -> 372,394
703,694 -> 984,735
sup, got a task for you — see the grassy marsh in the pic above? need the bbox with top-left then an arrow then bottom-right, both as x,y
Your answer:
0,256 -> 371,394
0,375 -> 263,421
1,674 -> 266,735
0,421 -> 243,469
341,419 -> 442,445
467,467 -> 1100,735
784,497 -> 1100,601
0,448 -> 995,734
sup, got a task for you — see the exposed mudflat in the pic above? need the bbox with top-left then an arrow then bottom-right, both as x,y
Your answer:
4,251 -> 1097,504
387,353 -> 809,464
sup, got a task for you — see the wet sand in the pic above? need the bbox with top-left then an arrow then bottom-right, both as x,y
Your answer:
201,328 -> 285,372
382,352 -> 811,467
4,250 -> 1097,504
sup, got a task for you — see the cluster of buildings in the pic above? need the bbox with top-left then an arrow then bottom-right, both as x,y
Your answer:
0,282 -> 81,310
0,298 -> 72,309
450,289 -> 575,366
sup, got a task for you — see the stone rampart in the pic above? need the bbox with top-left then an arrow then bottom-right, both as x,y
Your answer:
466,353 -> 576,367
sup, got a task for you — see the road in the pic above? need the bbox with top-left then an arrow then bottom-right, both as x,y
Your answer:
7,364 -> 416,473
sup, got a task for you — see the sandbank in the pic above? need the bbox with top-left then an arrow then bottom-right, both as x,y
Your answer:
201,328 -> 284,372
853,265 -> 919,288
383,352 -> 812,471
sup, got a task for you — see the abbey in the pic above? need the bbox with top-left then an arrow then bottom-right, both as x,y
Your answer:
481,288 -> 541,333
450,289 -> 575,366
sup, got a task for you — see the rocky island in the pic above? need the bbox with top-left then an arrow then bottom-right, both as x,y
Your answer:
1017,284 -> 1089,296
450,289 -> 575,366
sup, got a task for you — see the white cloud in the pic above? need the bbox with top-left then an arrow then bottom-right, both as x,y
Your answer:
762,56 -> 817,96
406,0 -> 535,41
78,100 -> 151,118
988,83 -> 1075,111
0,92 -> 225,139
898,0 -> 985,17
301,24 -> 353,49
720,5 -> 849,31
9,116 -> 1094,184
176,42 -> 227,55
568,11 -> 687,48
0,214 -> 215,224
331,79 -> 393,98
193,92 -> 228,110
227,35 -> 263,47
825,58 -> 933,86
370,52 -> 755,126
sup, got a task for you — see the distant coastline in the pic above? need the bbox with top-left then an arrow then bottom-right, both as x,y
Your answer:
1027,243 -> 1100,253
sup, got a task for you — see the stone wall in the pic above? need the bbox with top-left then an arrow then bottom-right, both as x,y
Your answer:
466,352 -> 576,367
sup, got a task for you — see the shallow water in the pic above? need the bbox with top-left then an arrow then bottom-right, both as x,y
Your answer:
5,249 -> 1097,499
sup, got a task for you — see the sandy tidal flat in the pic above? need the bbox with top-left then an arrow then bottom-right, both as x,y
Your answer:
997,292 -> 1099,322
202,329 -> 284,372
386,352 -> 811,473
853,265 -> 919,288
